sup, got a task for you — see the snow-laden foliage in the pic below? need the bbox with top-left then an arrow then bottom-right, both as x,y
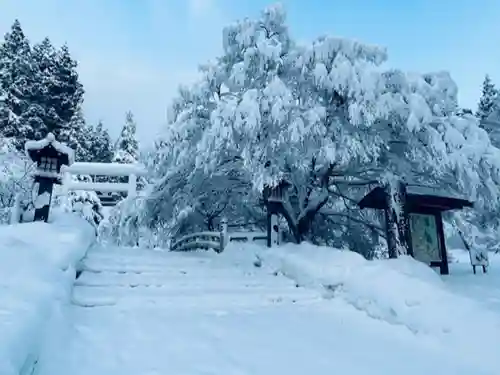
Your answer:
0,21 -> 84,149
476,74 -> 498,121
99,196 -> 144,247
54,174 -> 103,228
113,111 -> 139,165
111,4 -> 500,256
0,137 -> 34,223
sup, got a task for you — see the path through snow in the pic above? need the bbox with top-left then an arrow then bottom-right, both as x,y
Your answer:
36,245 -> 494,375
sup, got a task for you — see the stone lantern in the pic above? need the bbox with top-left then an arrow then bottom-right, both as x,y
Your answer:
25,133 -> 74,222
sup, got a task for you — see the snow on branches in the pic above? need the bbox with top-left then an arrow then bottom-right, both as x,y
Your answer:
145,4 -> 500,251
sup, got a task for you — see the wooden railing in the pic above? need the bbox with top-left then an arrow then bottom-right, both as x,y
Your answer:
170,231 -> 225,253
170,221 -> 268,253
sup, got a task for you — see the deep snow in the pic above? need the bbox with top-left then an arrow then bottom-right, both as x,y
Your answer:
0,213 -> 95,375
35,241 -> 500,375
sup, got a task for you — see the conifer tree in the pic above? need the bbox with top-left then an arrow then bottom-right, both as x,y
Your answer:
113,111 -> 139,164
0,20 -> 38,148
93,121 -> 114,163
476,74 -> 498,121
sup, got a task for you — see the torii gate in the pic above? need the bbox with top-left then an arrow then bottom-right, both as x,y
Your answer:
60,162 -> 147,200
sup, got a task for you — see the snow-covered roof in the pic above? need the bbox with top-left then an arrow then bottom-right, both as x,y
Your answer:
24,133 -> 75,165
406,185 -> 469,201
62,162 -> 147,177
359,184 -> 473,211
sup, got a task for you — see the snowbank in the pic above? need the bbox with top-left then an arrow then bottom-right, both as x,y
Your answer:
0,213 -> 95,375
223,242 -> 500,373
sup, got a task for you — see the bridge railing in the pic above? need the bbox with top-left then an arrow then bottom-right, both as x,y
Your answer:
170,221 -> 267,253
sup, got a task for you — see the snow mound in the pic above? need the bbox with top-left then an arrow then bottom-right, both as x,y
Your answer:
0,213 -> 95,375
223,242 -> 500,371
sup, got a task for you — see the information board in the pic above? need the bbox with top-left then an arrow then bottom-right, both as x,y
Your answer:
409,213 -> 441,264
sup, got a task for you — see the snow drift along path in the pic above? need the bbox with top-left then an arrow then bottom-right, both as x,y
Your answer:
0,214 -> 95,375
37,244 -> 495,375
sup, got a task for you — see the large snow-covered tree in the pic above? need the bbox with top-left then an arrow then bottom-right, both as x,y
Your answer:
131,4 -> 500,254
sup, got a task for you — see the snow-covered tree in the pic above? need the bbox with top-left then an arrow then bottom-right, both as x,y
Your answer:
476,74 -> 498,121
0,21 -> 85,149
0,135 -> 34,223
117,4 -> 500,255
92,121 -> 114,163
113,111 -> 139,164
0,20 -> 38,148
31,40 -> 84,141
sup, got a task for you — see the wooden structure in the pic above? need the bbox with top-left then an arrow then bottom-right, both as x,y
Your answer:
263,181 -> 290,247
25,133 -> 74,222
358,183 -> 473,275
170,229 -> 267,253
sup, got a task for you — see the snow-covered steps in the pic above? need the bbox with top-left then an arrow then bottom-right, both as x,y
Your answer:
72,246 -> 320,310
37,245 -> 499,375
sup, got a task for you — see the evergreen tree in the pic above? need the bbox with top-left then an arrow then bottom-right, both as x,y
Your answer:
0,21 -> 84,149
93,121 -> 114,163
112,111 -> 142,187
0,20 -> 38,148
476,74 -> 498,120
113,111 -> 139,164
31,40 -> 84,139
61,108 -> 91,161
50,44 -> 84,136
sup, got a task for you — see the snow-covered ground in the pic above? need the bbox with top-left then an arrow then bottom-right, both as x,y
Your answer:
35,241 -> 500,375
446,249 -> 500,312
0,213 -> 95,375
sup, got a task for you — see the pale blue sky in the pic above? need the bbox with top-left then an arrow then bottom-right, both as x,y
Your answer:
1,0 -> 499,144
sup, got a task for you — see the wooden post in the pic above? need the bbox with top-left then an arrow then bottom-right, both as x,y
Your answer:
270,213 -> 280,246
219,218 -> 228,253
435,211 -> 449,275
128,173 -> 137,198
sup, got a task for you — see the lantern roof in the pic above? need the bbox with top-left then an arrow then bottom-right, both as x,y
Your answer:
25,133 -> 74,166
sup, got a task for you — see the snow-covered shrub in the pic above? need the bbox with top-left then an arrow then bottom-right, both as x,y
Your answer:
54,175 -> 103,228
0,137 -> 34,224
99,196 -> 143,247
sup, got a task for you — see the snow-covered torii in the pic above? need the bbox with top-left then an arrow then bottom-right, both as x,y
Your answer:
61,161 -> 147,199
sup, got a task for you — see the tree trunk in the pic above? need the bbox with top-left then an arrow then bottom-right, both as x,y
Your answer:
384,181 -> 410,258
273,193 -> 330,245
296,194 -> 330,241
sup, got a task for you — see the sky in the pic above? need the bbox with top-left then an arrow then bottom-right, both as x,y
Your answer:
1,0 -> 499,145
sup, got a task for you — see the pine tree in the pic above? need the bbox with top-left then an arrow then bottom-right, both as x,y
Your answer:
31,41 -> 84,139
112,111 -> 142,187
93,121 -> 113,163
61,108 -> 89,161
0,21 -> 84,150
0,20 -> 38,148
50,44 -> 84,136
113,111 -> 139,164
476,74 -> 498,120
